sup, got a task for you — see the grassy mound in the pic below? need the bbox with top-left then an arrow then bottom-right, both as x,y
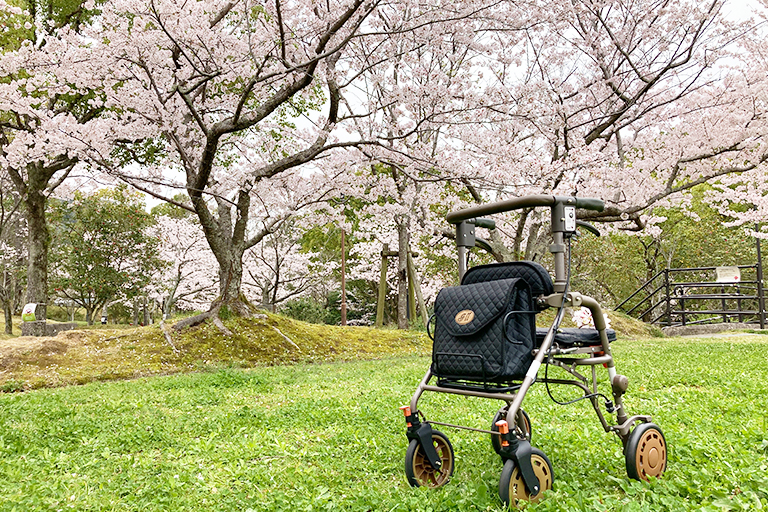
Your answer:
0,307 -> 661,392
0,313 -> 430,391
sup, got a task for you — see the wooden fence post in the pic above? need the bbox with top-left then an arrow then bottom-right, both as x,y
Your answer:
375,244 -> 388,327
407,252 -> 429,324
340,228 -> 347,326
407,270 -> 417,323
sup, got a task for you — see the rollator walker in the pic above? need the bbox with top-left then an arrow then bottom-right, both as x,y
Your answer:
400,195 -> 667,507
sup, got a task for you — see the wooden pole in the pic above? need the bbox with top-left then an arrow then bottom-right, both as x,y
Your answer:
756,223 -> 765,329
407,252 -> 429,324
407,268 -> 417,323
340,228 -> 347,326
375,244 -> 388,327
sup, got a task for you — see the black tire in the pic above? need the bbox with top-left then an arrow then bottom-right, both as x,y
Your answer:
404,430 -> 455,488
625,422 -> 667,481
491,409 -> 532,455
498,448 -> 554,507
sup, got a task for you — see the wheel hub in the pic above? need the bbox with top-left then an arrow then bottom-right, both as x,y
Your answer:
647,447 -> 660,468
510,454 -> 552,503
636,428 -> 666,479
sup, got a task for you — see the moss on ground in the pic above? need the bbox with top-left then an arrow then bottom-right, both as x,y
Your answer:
0,313 -> 430,391
0,317 -> 23,339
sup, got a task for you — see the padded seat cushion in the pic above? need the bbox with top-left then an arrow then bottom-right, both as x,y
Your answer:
536,327 -> 616,347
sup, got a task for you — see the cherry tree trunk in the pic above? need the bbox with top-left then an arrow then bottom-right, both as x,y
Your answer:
24,188 -> 49,324
163,300 -> 173,320
215,252 -> 252,316
186,188 -> 256,321
524,222 -> 550,263
3,303 -> 11,335
260,287 -> 271,311
218,257 -> 242,301
163,270 -> 182,319
85,307 -> 94,325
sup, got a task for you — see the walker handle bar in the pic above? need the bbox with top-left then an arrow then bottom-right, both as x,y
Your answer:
445,195 -> 604,224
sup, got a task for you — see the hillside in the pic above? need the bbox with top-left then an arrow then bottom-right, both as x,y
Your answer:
0,309 -> 658,392
0,314 -> 430,391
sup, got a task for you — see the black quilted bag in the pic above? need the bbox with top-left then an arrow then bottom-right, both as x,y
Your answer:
431,277 -> 536,383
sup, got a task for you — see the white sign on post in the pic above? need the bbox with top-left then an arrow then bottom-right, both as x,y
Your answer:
22,303 -> 37,322
716,266 -> 741,283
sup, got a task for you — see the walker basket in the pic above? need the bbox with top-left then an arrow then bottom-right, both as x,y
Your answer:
431,277 -> 536,384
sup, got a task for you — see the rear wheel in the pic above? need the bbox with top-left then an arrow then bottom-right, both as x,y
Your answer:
498,448 -> 553,507
625,422 -> 667,481
405,430 -> 454,488
491,408 -> 531,455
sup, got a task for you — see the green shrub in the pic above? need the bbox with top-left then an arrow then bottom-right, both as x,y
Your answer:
280,297 -> 329,324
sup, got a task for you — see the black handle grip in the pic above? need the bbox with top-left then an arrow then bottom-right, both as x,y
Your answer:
473,218 -> 496,229
574,197 -> 605,212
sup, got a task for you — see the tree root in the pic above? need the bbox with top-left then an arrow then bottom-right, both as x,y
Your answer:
171,301 -> 245,336
172,309 -> 216,332
159,320 -> 180,353
171,297 -> 261,336
212,315 -> 233,336
98,333 -> 133,342
271,326 -> 301,352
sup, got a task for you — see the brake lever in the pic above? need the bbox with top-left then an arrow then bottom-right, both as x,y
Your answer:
576,220 -> 601,237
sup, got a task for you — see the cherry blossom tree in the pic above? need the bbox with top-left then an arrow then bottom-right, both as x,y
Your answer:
0,177 -> 26,333
153,214 -> 218,318
73,0 -> 378,326
332,3 -> 544,326
678,7 -> 768,237
79,0 -> 536,329
563,1 -> 768,232
459,0 -> 768,245
6,0 -> 768,333
0,0 -> 118,325
346,0 -> 768,283
242,219 -> 335,311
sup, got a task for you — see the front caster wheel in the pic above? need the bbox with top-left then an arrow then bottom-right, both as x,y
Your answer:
625,422 -> 667,481
491,408 -> 532,455
405,429 -> 454,488
498,448 -> 553,507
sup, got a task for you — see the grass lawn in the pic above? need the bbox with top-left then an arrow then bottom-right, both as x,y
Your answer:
0,334 -> 766,510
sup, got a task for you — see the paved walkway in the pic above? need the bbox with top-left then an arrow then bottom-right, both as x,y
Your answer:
662,322 -> 765,338
679,331 -> 760,338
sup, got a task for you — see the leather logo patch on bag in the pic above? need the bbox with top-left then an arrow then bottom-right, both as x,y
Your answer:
454,309 -> 475,325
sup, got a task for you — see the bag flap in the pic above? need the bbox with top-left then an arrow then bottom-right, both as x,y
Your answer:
461,261 -> 554,297
434,278 -> 520,337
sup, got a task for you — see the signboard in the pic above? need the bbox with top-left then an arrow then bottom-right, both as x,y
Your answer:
716,266 -> 741,283
22,303 -> 37,322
